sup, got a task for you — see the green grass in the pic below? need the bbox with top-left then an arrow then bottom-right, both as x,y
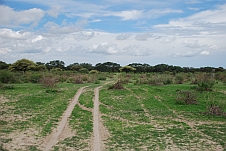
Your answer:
99,83 -> 226,150
0,78 -> 225,150
79,87 -> 94,108
57,105 -> 93,150
0,83 -> 81,136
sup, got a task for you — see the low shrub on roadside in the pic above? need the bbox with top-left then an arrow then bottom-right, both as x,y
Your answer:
108,81 -> 124,90
39,76 -> 58,88
176,90 -> 198,105
0,70 -> 16,83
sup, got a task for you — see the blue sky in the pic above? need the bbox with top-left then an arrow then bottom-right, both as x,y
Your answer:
0,0 -> 226,67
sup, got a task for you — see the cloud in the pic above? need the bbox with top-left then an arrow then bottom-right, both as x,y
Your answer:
115,34 -> 131,40
0,47 -> 12,54
188,7 -> 200,11
155,4 -> 226,32
47,6 -> 61,18
111,10 -> 143,20
200,51 -> 210,55
43,20 -> 88,34
172,51 -> 199,57
73,32 -> 95,41
123,45 -> 152,56
88,42 -> 118,55
32,35 -> 43,43
135,33 -> 152,41
0,28 -> 30,39
0,5 -> 44,26
182,40 -> 204,48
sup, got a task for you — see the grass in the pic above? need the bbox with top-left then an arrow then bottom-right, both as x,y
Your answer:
99,83 -> 226,150
56,104 -> 93,150
0,75 -> 225,150
79,87 -> 94,108
0,83 -> 82,150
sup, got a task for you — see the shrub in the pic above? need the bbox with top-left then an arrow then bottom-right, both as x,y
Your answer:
30,72 -> 42,83
39,76 -> 58,88
98,76 -> 106,81
108,81 -> 124,90
67,75 -> 86,84
94,80 -> 100,84
0,70 -> 16,83
205,104 -> 226,116
176,90 -> 198,105
197,81 -> 215,91
175,75 -> 184,84
89,70 -> 98,74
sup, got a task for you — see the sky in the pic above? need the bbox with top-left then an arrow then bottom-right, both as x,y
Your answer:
0,0 -> 226,68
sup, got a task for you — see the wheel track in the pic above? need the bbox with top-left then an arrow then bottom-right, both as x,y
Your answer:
42,86 -> 87,151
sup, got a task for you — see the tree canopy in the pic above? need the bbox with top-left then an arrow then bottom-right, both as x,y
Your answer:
9,58 -> 36,73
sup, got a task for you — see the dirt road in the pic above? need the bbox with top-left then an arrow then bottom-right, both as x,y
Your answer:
43,86 -> 87,151
93,86 -> 102,151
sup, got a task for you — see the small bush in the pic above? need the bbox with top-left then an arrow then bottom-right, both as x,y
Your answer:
98,76 -> 106,80
39,76 -> 57,88
197,80 -> 215,91
205,104 -> 226,116
175,75 -> 184,84
0,70 -> 16,83
30,73 -> 42,83
89,70 -> 98,74
94,80 -> 100,84
176,90 -> 198,105
108,81 -> 124,90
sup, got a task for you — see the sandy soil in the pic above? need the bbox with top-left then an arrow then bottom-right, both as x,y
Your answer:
41,86 -> 87,151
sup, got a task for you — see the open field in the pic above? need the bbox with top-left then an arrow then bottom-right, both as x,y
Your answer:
0,73 -> 226,151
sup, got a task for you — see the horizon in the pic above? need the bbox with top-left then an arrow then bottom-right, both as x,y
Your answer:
0,0 -> 226,68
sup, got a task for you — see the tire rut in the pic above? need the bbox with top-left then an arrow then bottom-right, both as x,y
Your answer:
93,82 -> 112,151
42,86 -> 87,151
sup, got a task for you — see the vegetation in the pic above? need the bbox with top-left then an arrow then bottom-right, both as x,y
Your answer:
0,58 -> 225,150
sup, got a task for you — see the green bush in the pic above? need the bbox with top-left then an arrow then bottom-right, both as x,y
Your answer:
98,76 -> 106,80
0,70 -> 16,83
30,72 -> 43,83
176,90 -> 198,105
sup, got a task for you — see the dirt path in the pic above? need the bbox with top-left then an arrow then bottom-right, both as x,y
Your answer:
93,86 -> 102,151
42,86 -> 87,151
93,82 -> 112,151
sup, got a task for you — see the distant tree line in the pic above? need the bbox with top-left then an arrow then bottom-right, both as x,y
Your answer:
0,59 -> 224,73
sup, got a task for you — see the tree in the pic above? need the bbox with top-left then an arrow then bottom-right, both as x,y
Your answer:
95,62 -> 121,72
70,65 -> 83,71
0,61 -> 9,70
45,60 -> 65,70
79,68 -> 89,73
9,58 -> 36,73
119,66 -> 136,74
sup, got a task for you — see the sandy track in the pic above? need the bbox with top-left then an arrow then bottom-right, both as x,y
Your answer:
42,86 -> 87,151
93,86 -> 102,151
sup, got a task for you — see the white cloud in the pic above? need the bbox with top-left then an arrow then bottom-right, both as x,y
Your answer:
188,7 -> 200,11
0,47 -> 12,54
123,45 -> 152,56
182,40 -> 204,48
135,33 -> 152,41
115,34 -> 131,40
172,51 -> 199,57
0,28 -> 30,39
155,4 -> 226,31
32,35 -> 43,43
0,5 -> 44,26
43,20 -> 87,34
88,42 -> 118,55
112,10 -> 143,20
47,6 -> 61,18
200,51 -> 210,55
73,32 -> 94,41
